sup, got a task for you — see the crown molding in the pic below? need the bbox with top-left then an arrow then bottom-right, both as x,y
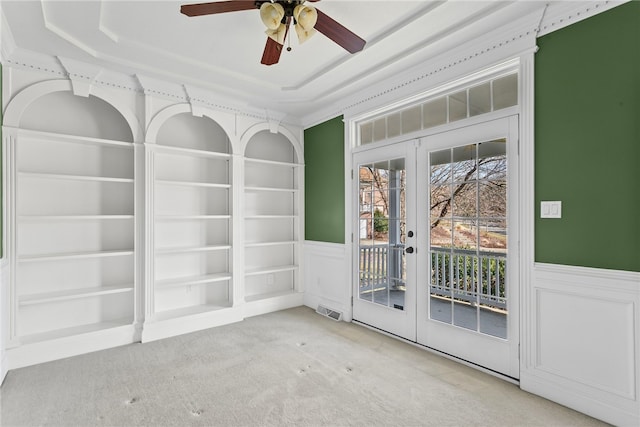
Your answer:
301,5 -> 542,128
537,0 -> 625,37
299,1 -> 625,128
2,48 -> 301,127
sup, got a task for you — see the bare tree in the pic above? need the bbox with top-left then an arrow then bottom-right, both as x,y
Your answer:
430,155 -> 506,229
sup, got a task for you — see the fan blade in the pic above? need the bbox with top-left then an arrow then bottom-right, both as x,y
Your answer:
261,17 -> 291,66
261,37 -> 284,66
181,1 -> 256,17
314,9 -> 365,54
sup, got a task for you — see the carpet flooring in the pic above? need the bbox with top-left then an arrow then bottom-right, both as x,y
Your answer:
0,306 -> 605,426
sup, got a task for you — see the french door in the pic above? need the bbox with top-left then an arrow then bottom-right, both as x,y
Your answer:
353,116 -> 519,379
353,142 -> 417,340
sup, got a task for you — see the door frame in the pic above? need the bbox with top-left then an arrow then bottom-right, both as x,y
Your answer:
347,111 -> 524,379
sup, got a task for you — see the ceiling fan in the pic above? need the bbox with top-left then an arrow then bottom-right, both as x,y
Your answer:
180,0 -> 366,65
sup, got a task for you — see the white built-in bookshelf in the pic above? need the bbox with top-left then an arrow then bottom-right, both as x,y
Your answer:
151,114 -> 233,321
244,131 -> 301,302
12,131 -> 135,344
4,87 -> 304,367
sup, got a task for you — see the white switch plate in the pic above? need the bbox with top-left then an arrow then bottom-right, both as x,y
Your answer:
541,201 -> 562,218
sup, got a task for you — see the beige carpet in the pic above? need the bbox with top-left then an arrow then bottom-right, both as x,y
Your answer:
1,306 -> 605,426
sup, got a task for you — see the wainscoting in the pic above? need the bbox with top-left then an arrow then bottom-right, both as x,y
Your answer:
303,241 -> 350,321
521,263 -> 640,426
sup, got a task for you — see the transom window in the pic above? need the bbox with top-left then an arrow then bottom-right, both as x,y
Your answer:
357,73 -> 517,146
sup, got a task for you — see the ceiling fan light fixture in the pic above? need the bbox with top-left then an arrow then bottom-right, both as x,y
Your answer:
260,2 -> 285,30
295,25 -> 317,44
293,4 -> 317,30
265,22 -> 287,44
181,0 -> 366,65
293,4 -> 317,44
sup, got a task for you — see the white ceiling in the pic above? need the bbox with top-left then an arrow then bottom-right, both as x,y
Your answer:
0,1 -> 619,124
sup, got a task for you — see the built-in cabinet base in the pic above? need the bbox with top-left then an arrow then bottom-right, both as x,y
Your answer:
5,324 -> 138,371
141,307 -> 243,343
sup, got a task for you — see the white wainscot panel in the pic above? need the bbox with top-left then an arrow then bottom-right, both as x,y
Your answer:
522,263 -> 640,427
303,241 -> 350,321
536,289 -> 634,397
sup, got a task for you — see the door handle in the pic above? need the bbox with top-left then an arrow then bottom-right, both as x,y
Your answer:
405,246 -> 414,254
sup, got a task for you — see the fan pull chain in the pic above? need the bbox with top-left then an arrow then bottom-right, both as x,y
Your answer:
286,23 -> 292,52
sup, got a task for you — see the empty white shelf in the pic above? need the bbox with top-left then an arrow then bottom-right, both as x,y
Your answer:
19,285 -> 134,306
19,215 -> 134,221
19,172 -> 134,183
155,144 -> 231,159
244,241 -> 297,248
244,186 -> 298,193
18,249 -> 135,263
155,179 -> 231,189
18,319 -> 133,345
17,128 -> 134,149
156,273 -> 232,289
245,265 -> 297,276
244,215 -> 297,220
245,157 -> 301,167
156,245 -> 231,255
155,215 -> 231,222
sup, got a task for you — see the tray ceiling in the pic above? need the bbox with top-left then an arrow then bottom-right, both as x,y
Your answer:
0,1 -> 619,123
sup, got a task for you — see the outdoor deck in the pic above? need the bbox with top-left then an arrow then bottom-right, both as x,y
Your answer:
358,287 -> 507,338
359,244 -> 508,339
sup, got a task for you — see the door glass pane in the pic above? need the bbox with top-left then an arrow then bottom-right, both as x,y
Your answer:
358,158 -> 406,311
429,140 -> 508,339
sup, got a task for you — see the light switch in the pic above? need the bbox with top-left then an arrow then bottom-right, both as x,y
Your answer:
541,201 -> 562,218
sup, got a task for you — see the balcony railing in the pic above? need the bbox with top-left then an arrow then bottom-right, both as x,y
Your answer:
359,244 -> 506,310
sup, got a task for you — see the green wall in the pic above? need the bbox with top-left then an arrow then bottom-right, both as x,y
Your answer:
304,116 -> 345,244
535,1 -> 640,272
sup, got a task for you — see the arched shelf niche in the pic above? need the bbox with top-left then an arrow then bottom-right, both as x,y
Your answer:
243,128 -> 303,302
150,110 -> 234,320
7,85 -> 137,345
19,91 -> 134,142
3,79 -> 140,142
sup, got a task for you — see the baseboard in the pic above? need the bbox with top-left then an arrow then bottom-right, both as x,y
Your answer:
521,371 -> 639,427
6,325 -> 137,370
141,308 -> 243,343
0,353 -> 7,385
303,292 -> 350,322
243,292 -> 304,318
